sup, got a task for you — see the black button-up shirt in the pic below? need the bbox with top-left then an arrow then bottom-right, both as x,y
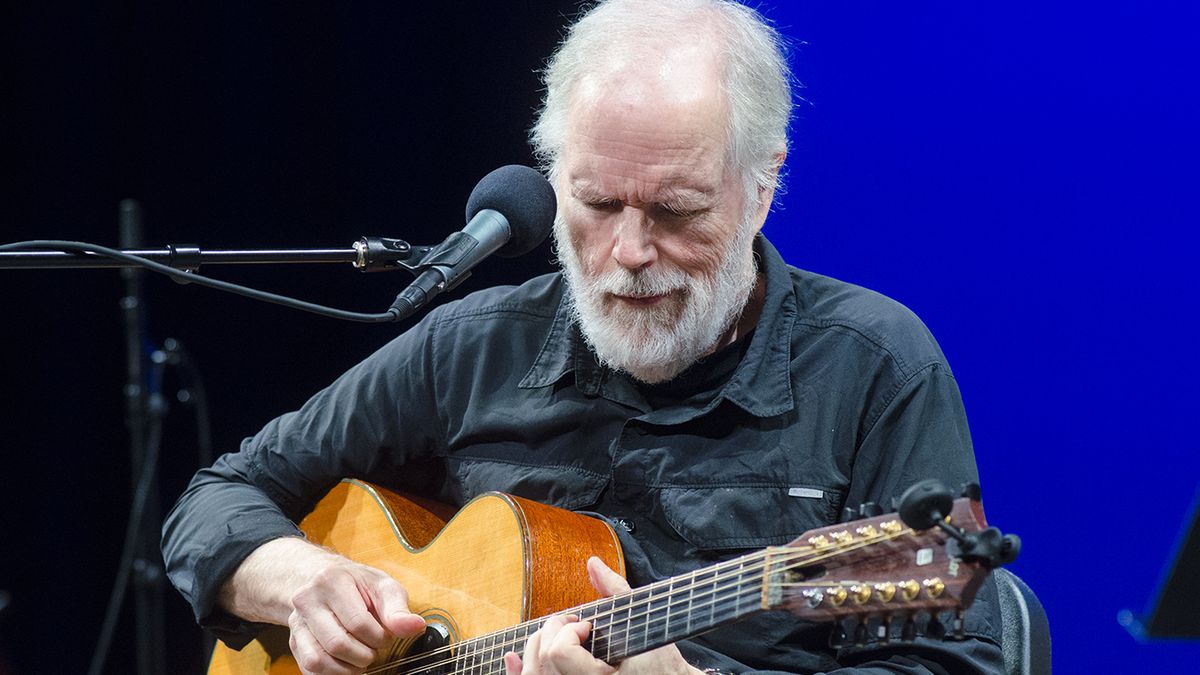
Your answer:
162,235 -> 1004,673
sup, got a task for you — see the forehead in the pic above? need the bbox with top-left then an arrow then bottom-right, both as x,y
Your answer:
560,45 -> 732,202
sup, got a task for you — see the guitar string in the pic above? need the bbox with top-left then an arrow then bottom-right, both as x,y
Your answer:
457,522 -> 959,675
362,527 -> 919,675
362,525 -> 922,675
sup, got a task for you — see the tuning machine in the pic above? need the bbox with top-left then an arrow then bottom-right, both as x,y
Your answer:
897,479 -> 1021,568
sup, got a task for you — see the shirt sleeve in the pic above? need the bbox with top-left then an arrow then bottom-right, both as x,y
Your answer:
160,315 -> 445,648
848,361 -> 979,510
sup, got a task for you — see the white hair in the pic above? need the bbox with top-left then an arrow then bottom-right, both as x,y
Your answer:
530,0 -> 793,204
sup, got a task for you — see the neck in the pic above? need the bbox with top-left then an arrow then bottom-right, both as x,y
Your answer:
705,272 -> 766,356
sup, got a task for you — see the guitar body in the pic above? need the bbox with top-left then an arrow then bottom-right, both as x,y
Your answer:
207,480 -> 626,675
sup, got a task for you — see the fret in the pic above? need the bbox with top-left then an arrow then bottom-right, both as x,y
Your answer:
482,629 -> 496,667
664,577 -> 675,642
607,586 -> 647,660
685,566 -> 696,636
471,631 -> 485,675
506,625 -> 529,670
737,557 -> 748,617
642,585 -> 653,652
453,552 -> 777,670
590,595 -> 618,663
709,563 -> 719,628
647,581 -> 670,650
455,634 -> 469,675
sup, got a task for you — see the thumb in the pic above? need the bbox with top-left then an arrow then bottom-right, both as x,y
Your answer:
586,556 -> 631,597
368,575 -> 427,637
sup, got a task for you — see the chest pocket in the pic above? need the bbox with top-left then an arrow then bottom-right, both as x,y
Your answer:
447,456 -> 608,511
660,484 -> 843,550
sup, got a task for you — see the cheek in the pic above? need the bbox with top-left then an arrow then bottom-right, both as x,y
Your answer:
561,209 -> 614,274
657,225 -> 729,279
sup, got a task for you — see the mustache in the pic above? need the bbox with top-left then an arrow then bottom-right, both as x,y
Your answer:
592,266 -> 689,297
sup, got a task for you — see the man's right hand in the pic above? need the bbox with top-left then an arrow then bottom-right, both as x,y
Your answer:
218,537 -> 426,675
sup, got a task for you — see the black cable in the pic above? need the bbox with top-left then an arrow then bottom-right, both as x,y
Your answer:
0,240 -> 402,323
158,339 -> 218,664
86,358 -> 169,675
168,339 -> 214,467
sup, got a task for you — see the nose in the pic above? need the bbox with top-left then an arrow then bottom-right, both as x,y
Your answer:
610,210 -> 657,270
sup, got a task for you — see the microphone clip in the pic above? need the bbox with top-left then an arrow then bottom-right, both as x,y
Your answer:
354,235 -> 475,293
353,236 -> 434,273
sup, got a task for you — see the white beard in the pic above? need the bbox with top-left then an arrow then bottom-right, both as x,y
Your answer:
554,216 -> 759,384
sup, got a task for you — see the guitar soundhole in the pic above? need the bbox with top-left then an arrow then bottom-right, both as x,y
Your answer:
388,623 -> 452,675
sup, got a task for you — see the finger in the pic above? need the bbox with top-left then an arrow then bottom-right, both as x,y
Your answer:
586,557 -> 631,596
546,620 -> 609,674
364,574 -> 427,638
534,614 -> 574,662
288,615 -> 360,675
503,651 -> 523,675
321,575 -> 390,650
300,606 -> 377,668
524,619 -> 546,666
291,576 -> 378,667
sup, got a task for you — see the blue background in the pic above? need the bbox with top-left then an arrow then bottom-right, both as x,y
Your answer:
2,2 -> 1196,673
767,3 -> 1200,672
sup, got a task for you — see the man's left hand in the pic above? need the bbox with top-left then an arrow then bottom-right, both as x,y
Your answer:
502,557 -> 704,675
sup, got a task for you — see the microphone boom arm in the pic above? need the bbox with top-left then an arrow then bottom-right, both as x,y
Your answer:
0,237 -> 436,273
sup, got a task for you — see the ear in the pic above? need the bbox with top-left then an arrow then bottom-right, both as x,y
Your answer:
751,150 -> 787,233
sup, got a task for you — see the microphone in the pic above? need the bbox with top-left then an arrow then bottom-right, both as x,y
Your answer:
389,165 -> 556,320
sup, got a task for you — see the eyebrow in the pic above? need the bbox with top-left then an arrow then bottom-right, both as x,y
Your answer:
568,180 -> 714,210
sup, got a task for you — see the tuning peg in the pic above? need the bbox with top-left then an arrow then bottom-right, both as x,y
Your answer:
901,614 -> 917,641
926,612 -> 946,640
999,533 -> 1022,564
898,480 -> 954,530
858,501 -> 882,517
959,482 -> 982,500
853,621 -> 869,647
840,506 -> 856,523
876,616 -> 892,645
828,621 -> 848,648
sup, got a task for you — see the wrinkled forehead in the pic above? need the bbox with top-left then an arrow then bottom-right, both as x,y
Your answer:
560,45 -> 733,198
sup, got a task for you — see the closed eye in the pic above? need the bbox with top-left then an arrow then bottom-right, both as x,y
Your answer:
659,204 -> 708,220
581,197 -> 622,212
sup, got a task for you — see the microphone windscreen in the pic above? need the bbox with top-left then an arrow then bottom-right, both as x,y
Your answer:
465,165 -> 557,258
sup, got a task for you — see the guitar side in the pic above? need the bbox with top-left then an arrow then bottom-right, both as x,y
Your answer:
208,480 -> 626,675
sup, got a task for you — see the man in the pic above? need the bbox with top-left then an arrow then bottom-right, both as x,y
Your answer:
163,1 -> 1005,673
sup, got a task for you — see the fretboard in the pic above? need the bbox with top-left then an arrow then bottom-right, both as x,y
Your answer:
444,549 -> 775,674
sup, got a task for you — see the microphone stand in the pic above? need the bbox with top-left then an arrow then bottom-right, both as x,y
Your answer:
0,217 -> 442,675
118,200 -> 166,675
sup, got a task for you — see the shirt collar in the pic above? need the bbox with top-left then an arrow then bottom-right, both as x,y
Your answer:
517,284 -> 580,390
718,234 -> 797,417
519,235 -> 797,418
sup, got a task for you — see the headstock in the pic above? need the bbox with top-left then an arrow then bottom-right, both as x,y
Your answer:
762,481 -> 1017,645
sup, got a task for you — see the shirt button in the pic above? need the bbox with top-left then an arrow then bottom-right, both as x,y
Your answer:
614,518 -> 636,533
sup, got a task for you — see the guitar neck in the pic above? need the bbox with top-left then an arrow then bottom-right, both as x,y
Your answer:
581,552 -> 773,663
451,550 -> 775,670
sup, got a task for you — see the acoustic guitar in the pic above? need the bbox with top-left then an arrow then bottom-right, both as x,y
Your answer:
208,479 -> 1002,675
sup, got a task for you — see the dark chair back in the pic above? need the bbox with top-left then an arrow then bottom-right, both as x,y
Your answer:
994,568 -> 1051,675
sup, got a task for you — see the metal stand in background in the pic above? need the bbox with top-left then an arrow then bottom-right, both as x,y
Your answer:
1,207 -> 465,675
1120,487 -> 1200,640
0,208 -> 479,674
119,199 -> 166,675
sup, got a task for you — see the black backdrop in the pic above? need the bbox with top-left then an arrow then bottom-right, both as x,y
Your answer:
3,3 -> 578,673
